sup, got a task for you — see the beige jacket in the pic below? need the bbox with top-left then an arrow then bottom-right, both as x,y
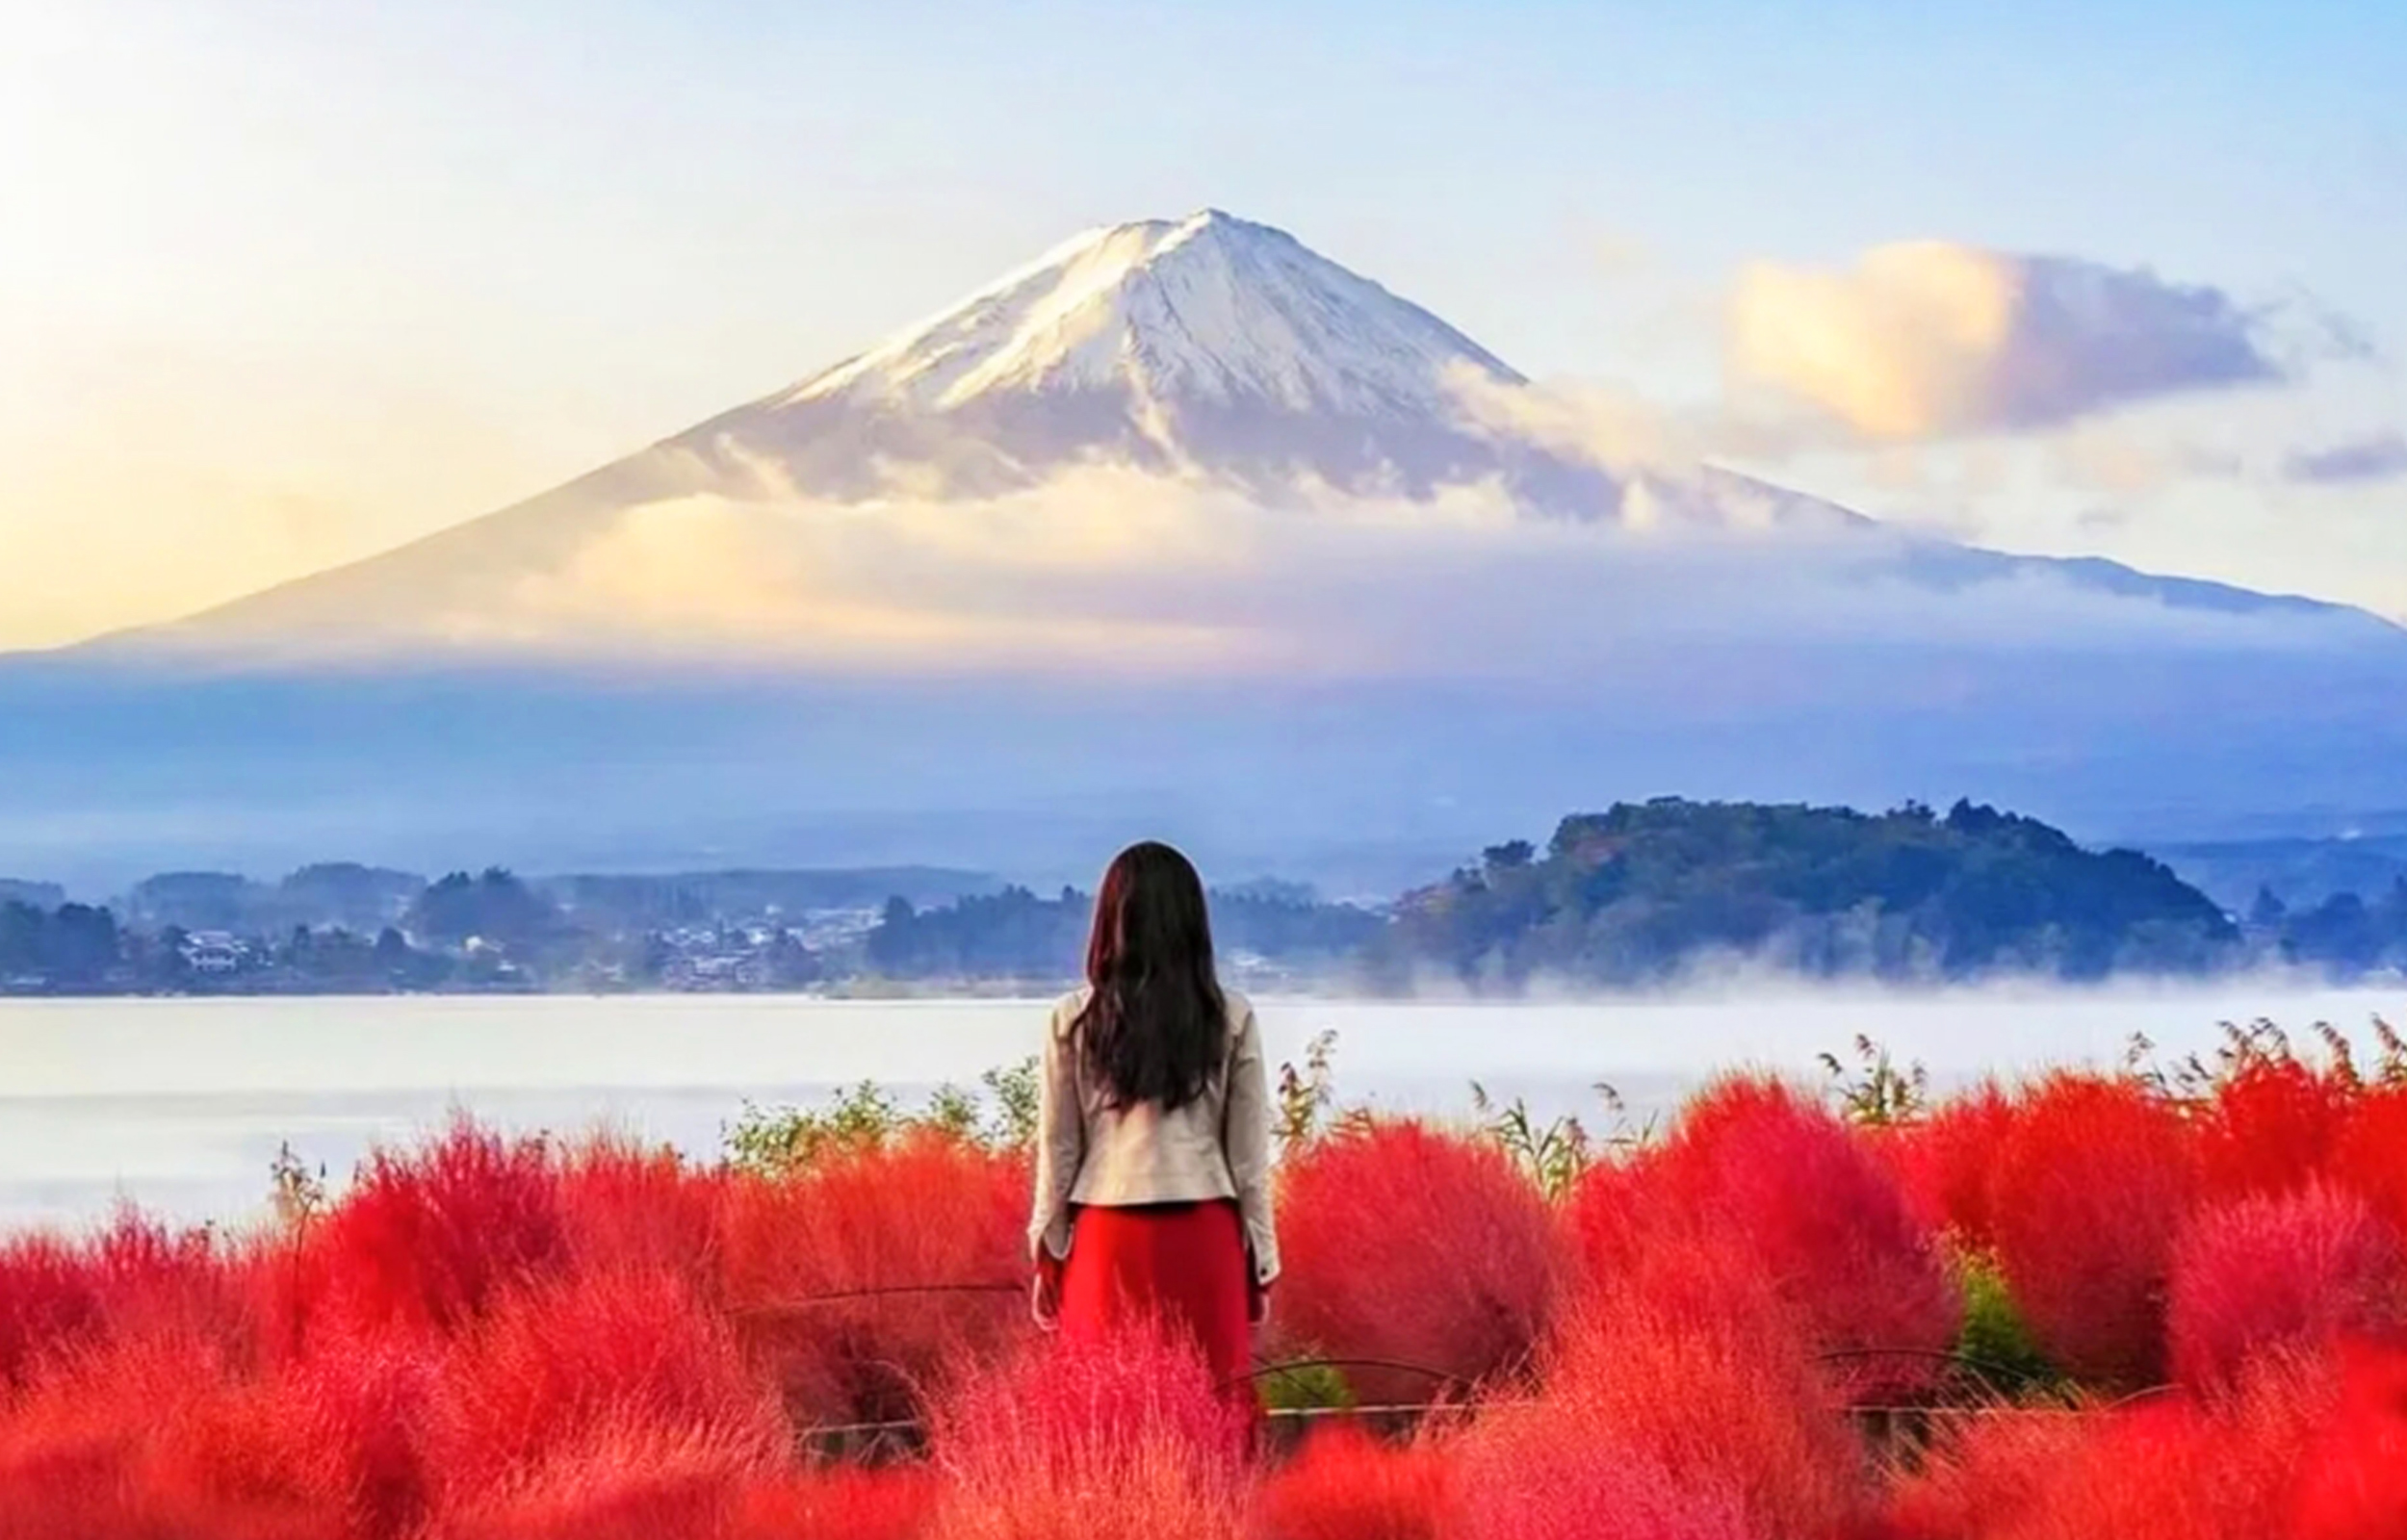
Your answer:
1027,986 -> 1280,1286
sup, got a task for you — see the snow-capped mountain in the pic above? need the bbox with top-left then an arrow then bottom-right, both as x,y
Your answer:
110,206 -> 2368,658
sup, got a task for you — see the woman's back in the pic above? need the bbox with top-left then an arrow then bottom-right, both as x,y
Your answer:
1025,841 -> 1280,1395
1030,983 -> 1278,1282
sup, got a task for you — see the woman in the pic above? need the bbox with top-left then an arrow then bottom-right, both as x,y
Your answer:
1028,840 -> 1278,1394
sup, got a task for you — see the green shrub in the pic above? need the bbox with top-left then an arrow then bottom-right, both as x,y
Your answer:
1954,1247 -> 2063,1399
1471,1084 -> 1592,1201
1255,1358 -> 1358,1414
724,1058 -> 1040,1177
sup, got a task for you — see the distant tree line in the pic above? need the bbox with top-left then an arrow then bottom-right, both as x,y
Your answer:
1,870 -> 587,995
120,864 -> 427,937
98,862 -> 1001,942
2248,881 -> 2407,976
862,886 -> 1386,983
539,867 -> 997,933
0,902 -> 125,988
9,799 -> 2407,996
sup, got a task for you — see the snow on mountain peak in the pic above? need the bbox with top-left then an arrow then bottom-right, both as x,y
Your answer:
654,209 -> 1838,512
777,209 -> 1523,419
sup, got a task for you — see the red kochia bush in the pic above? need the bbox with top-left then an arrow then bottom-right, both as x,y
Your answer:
1568,1147 -> 1824,1384
0,1332 -> 236,1540
1989,1073 -> 2198,1388
260,1328 -> 437,1538
1459,1296 -> 1864,1540
116,1324 -> 439,1540
0,1325 -> 391,1540
2331,1086 -> 2407,1239
2167,1184 -> 2407,1392
927,1322 -> 1250,1540
553,1134 -> 726,1286
421,1267 -> 781,1508
304,1118 -> 567,1338
1872,1408 -> 2095,1540
1574,1283 -> 1863,1535
2293,1341 -> 2407,1540
415,1268 -> 785,1539
1937,1356 -> 2336,1540
1452,1428 -> 1750,1540
1250,1422 -> 1455,1540
2196,1055 -> 2353,1202
717,1130 -> 1030,1427
1606,1077 -> 1961,1403
730,1464 -> 938,1540
0,1235 -> 94,1390
1876,1081 -> 2017,1248
0,1214 -> 235,1388
419,1419 -> 775,1540
1273,1120 -> 1561,1400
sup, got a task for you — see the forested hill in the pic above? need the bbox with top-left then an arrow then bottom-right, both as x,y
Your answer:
1385,798 -> 2242,987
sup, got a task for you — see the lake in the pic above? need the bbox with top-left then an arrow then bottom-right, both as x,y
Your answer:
2,984 -> 2399,1228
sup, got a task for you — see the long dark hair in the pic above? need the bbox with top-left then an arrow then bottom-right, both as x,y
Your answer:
1073,841 -> 1229,1112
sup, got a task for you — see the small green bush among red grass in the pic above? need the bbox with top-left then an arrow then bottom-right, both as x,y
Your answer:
2,1018 -> 2406,1537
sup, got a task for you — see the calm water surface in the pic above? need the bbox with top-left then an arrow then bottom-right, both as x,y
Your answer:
1,985 -> 2398,1227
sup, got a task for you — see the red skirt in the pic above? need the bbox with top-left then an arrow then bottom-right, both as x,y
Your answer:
1049,1198 -> 1255,1397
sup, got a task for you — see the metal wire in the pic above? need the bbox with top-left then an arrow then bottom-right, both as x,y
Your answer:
1809,1345 -> 2055,1398
1812,1346 -> 2031,1375
728,1282 -> 1475,1393
802,1401 -> 1498,1443
1225,1356 -> 1479,1396
732,1281 -> 1022,1318
741,1278 -> 2166,1448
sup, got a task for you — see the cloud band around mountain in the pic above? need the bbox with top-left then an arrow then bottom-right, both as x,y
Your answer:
1726,242 -> 2287,439
229,467 -> 2365,678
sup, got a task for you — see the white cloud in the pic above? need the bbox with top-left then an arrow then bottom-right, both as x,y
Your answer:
1725,243 -> 2288,440
1444,362 -> 1695,477
212,465 -> 2377,679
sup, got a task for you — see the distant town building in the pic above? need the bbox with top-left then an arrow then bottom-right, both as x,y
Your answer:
180,931 -> 248,974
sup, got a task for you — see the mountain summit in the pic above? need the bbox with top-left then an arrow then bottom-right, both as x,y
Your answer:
786,209 -> 1519,418
664,207 -> 1581,502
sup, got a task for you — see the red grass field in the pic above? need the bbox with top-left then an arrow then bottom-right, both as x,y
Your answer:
4,1029 -> 2407,1538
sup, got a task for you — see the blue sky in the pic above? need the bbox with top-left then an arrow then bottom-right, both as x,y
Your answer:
3,0 -> 2401,644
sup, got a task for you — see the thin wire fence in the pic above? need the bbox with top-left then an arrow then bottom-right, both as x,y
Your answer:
752,1278 -> 2163,1462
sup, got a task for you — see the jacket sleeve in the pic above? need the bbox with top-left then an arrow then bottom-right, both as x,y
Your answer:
1223,998 -> 1281,1285
1027,998 -> 1083,1264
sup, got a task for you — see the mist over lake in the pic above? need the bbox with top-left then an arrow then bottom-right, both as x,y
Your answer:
4,983 -> 2398,1227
